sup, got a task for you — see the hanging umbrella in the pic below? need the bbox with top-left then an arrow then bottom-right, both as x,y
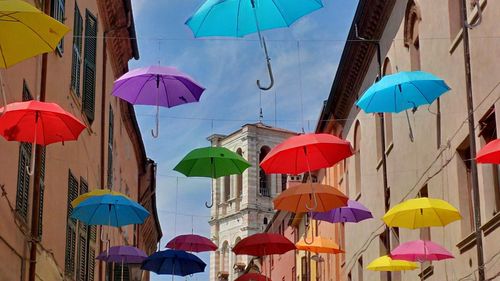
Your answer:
383,197 -> 461,229
295,236 -> 344,254
185,0 -> 324,90
96,246 -> 148,281
174,146 -> 251,207
367,255 -> 419,271
0,100 -> 86,174
260,133 -> 353,175
141,250 -> 206,277
312,200 -> 373,223
232,233 -> 295,256
477,139 -> 500,164
166,234 -> 217,252
235,273 -> 272,281
273,183 -> 348,213
112,66 -> 205,138
71,189 -> 129,208
390,240 -> 454,262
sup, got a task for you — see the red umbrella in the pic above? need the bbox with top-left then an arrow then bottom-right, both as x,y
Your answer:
477,139 -> 500,164
260,133 -> 353,175
166,234 -> 217,252
232,233 -> 295,256
235,273 -> 271,281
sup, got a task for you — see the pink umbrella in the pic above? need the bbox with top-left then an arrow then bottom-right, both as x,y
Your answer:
391,240 -> 454,262
166,234 -> 217,252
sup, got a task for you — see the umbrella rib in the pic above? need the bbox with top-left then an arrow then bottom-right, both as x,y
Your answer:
235,0 -> 242,36
0,37 -> 7,67
172,76 -> 198,102
113,204 -> 120,227
160,76 -> 172,108
112,74 -> 148,97
132,75 -> 156,105
7,14 -> 57,50
193,3 -> 219,37
409,81 -> 432,104
57,113 -> 82,141
270,0 -> 290,26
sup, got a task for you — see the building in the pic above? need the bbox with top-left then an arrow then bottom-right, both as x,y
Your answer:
208,122 -> 297,281
315,0 -> 500,281
0,1 -> 161,280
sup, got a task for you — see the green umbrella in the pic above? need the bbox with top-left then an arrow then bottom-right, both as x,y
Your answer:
174,147 -> 251,207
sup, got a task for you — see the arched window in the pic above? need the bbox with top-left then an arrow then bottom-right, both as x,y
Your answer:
354,121 -> 362,196
263,217 -> 268,225
221,241 -> 229,273
376,58 -> 394,155
259,146 -> 271,197
404,0 -> 422,71
281,174 -> 288,192
224,175 -> 230,201
236,148 -> 243,198
234,237 -> 242,264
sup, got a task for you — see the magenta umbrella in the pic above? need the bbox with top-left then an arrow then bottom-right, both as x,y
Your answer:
312,199 -> 372,223
112,65 -> 205,138
166,234 -> 217,253
391,240 -> 454,262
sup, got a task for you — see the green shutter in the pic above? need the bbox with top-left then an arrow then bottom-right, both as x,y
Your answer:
65,171 -> 79,276
71,4 -> 83,95
76,229 -> 88,281
88,244 -> 96,281
107,106 -> 114,189
82,10 -> 97,124
38,147 -> 46,239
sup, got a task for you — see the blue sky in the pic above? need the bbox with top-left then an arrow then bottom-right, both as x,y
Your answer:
129,0 -> 358,280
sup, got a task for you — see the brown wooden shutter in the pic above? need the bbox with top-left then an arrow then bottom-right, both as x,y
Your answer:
65,171 -> 79,276
71,3 -> 83,95
38,147 -> 46,239
82,10 -> 98,124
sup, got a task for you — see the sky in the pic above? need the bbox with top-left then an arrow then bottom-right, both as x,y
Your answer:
128,0 -> 359,280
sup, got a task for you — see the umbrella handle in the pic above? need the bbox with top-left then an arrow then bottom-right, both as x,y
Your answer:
257,37 -> 275,91
405,110 -> 414,142
151,103 -> 159,138
205,187 -> 214,208
26,118 -> 38,176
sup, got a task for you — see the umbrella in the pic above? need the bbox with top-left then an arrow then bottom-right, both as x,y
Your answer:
112,65 -> 205,138
477,139 -> 500,164
312,199 -> 373,223
356,71 -> 450,141
390,240 -> 454,262
174,146 -> 251,207
232,233 -> 295,256
383,197 -> 461,229
186,0 -> 324,90
273,183 -> 348,213
166,234 -> 217,252
0,100 -> 86,174
295,236 -> 344,254
141,250 -> 206,278
235,273 -> 272,281
260,133 -> 353,175
71,189 -> 129,208
96,246 -> 148,281
367,255 -> 418,271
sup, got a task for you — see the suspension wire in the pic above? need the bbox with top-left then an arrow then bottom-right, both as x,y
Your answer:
297,41 -> 305,133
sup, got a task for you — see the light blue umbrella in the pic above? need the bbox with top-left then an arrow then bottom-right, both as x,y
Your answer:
356,71 -> 450,113
185,0 -> 324,90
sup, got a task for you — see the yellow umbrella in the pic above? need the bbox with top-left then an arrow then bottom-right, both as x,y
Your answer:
296,236 -> 344,254
71,189 -> 130,208
367,255 -> 418,271
383,197 -> 461,229
0,0 -> 70,68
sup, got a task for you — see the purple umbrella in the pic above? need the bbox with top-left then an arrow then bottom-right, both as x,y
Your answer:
112,65 -> 205,138
312,199 -> 373,223
96,246 -> 148,281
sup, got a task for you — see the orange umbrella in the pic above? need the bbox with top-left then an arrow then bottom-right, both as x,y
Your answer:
273,183 -> 348,213
296,236 -> 344,254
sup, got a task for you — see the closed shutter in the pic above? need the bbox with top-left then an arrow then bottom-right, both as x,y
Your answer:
51,0 -> 65,54
71,4 -> 83,95
113,264 -> 130,281
82,10 -> 97,124
65,171 -> 79,276
107,106 -> 114,189
77,178 -> 89,281
38,147 -> 46,239
88,225 -> 97,281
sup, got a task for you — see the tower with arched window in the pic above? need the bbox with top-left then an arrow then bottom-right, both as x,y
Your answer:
207,123 -> 297,281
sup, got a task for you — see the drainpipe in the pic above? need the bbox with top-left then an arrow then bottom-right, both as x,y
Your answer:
28,2 -> 50,281
460,0 -> 485,280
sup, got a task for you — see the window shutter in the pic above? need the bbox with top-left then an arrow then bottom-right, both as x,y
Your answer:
76,227 -> 88,281
51,0 -> 66,54
38,147 -> 46,239
82,10 -> 98,124
88,245 -> 96,281
107,106 -> 114,189
71,4 -> 83,95
113,264 -> 130,281
65,171 -> 79,276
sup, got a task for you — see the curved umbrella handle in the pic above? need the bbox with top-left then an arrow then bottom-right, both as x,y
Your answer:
151,103 -> 159,138
205,188 -> 214,208
26,118 -> 38,176
257,37 -> 275,91
305,182 -> 318,211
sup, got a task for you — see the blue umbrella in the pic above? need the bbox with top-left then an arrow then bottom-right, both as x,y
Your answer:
356,71 -> 450,113
185,0 -> 324,90
71,194 -> 150,227
141,250 -> 206,277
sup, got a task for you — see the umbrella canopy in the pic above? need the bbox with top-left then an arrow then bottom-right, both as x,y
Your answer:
260,133 -> 353,175
0,101 -> 86,145
141,250 -> 206,276
0,0 -> 70,68
273,183 -> 348,213
312,200 -> 373,223
390,240 -> 454,262
295,236 -> 344,254
71,194 -> 150,227
166,234 -> 217,252
356,71 -> 450,113
235,273 -> 272,281
71,189 -> 129,208
232,233 -> 295,256
96,246 -> 148,264
174,147 -> 251,178
112,65 -> 205,108
367,255 -> 419,271
383,197 -> 461,229
185,0 -> 324,38
477,139 -> 500,164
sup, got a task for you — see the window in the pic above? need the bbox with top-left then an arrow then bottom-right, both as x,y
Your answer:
82,10 -> 98,124
259,146 -> 271,197
357,257 -> 363,281
382,58 -> 394,147
108,263 -> 130,281
65,171 -> 79,276
224,176 -> 230,201
263,217 -> 268,225
301,256 -> 308,281
281,174 -> 287,192
71,3 -> 83,96
354,121 -> 361,196
51,0 -> 65,54
220,241 -> 229,273
404,0 -> 422,71
107,106 -> 114,189
448,0 -> 463,40
236,148 -> 243,198
457,138 -> 475,235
